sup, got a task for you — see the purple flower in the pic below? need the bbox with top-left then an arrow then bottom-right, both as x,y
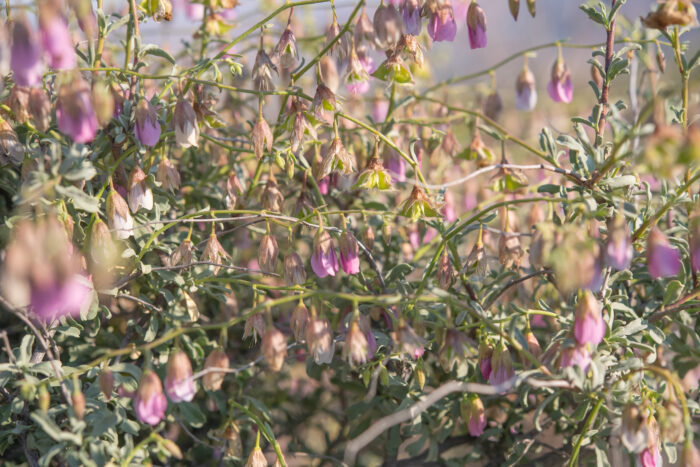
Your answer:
338,232 -> 361,274
488,343 -> 514,386
462,396 -> 487,437
515,67 -> 537,111
605,216 -> 633,270
401,0 -> 422,35
10,19 -> 44,87
646,227 -> 681,279
164,350 -> 195,402
30,274 -> 92,323
133,370 -> 168,425
574,291 -> 605,346
134,99 -> 161,147
547,58 -> 573,103
428,3 -> 457,42
560,345 -> 591,372
56,77 -> 98,143
39,15 -> 76,70
385,149 -> 406,182
311,229 -> 339,278
467,2 -> 487,49
372,98 -> 389,122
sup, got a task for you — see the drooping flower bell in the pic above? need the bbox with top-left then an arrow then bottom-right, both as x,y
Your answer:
345,45 -> 373,96
461,394 -> 487,437
393,321 -> 426,359
273,21 -> 299,70
253,115 -> 273,159
202,349 -> 229,391
173,98 -> 199,148
164,349 -> 195,402
311,228 -> 339,278
343,319 -> 369,366
466,2 -> 487,49
488,342 -> 514,386
252,47 -> 277,92
10,18 -> 44,87
373,1 -> 403,49
127,165 -> 154,212
284,250 -> 306,286
169,238 -> 194,268
646,227 -> 681,279
560,345 -> 591,372
547,54 -> 573,103
39,6 -> 76,70
28,87 -> 51,132
316,136 -> 355,180
290,303 -> 310,341
574,290 -> 605,346
401,0 -> 422,35
134,99 -> 161,147
338,231 -> 361,275
514,63 -> 537,111
56,76 -> 98,143
106,188 -> 134,239
258,234 -> 279,273
427,0 -> 457,42
605,214 -> 633,270
306,317 -> 335,364
326,14 -> 351,60
202,231 -> 230,273
354,7 -> 376,47
133,370 -> 168,425
262,327 -> 288,372
157,158 -> 181,192
437,250 -> 454,290
312,83 -> 337,125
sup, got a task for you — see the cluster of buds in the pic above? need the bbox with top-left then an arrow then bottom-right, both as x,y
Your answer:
0,215 -> 93,323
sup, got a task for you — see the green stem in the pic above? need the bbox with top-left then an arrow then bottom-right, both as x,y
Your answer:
567,398 -> 603,467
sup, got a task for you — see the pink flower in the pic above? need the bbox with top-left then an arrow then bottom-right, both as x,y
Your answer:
186,1 -> 204,20
488,343 -> 514,386
574,291 -> 605,346
646,227 -> 681,279
56,78 -> 98,143
428,2 -> 457,42
467,2 -> 487,49
547,58 -> 573,103
318,176 -> 330,194
385,150 -> 406,182
164,350 -> 195,403
311,229 -> 339,278
39,15 -> 76,70
372,98 -> 389,123
606,216 -> 633,270
10,19 -> 44,87
133,370 -> 168,425
560,345 -> 591,372
462,395 -> 487,437
346,50 -> 374,96
338,232 -> 361,275
30,274 -> 92,323
636,447 -> 662,467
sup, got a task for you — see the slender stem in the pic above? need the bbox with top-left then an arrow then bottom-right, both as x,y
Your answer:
567,398 -> 603,467
596,0 -> 618,143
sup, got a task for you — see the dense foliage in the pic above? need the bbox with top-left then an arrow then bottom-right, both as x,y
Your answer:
0,0 -> 699,465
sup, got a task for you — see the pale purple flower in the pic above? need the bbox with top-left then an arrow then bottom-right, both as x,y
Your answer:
133,370 -> 168,425
311,229 -> 339,278
338,232 -> 360,275
428,3 -> 457,42
467,2 -> 487,49
463,396 -> 487,437
186,1 -> 204,20
646,227 -> 681,279
488,344 -> 514,386
515,67 -> 537,111
574,291 -> 605,346
401,0 -> 422,35
39,15 -> 76,70
30,274 -> 92,322
385,150 -> 406,182
56,78 -> 98,143
10,20 -> 44,87
372,98 -> 389,122
547,58 -> 573,103
164,350 -> 195,402
606,235 -> 633,270
561,345 -> 591,372
134,100 -> 161,147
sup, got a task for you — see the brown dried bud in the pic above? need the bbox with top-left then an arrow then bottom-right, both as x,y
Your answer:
157,158 -> 181,192
225,172 -> 243,209
202,233 -> 230,273
509,0 -> 520,20
273,23 -> 299,69
262,177 -> 284,212
98,370 -> 114,401
498,231 -> 523,269
253,116 -> 273,159
244,313 -> 266,343
284,250 -> 306,286
258,234 -> 279,273
245,446 -> 267,467
8,86 -> 30,123
28,88 -> 51,132
641,0 -> 698,30
202,349 -> 229,391
290,304 -> 310,341
262,327 -> 287,372
222,422 -> 243,457
316,137 -> 355,180
436,250 -> 454,290
312,83 -> 336,125
354,6 -> 375,47
173,98 -> 200,148
318,56 -> 340,93
326,16 -> 350,60
252,48 -> 277,92
170,239 -> 194,268
362,225 -> 375,251
306,318 -> 335,364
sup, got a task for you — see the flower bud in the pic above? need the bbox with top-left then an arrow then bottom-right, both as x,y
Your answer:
253,116 -> 273,159
262,327 -> 288,372
252,48 -> 277,92
157,158 -> 181,192
488,343 -> 514,386
483,91 -> 503,121
258,235 -> 279,273
284,250 -> 306,286
311,229 -> 339,278
318,56 -> 339,93
527,0 -> 535,17
173,99 -> 199,148
515,66 -> 537,111
290,304 -> 310,341
38,385 -> 50,413
605,215 -> 633,270
338,232 -> 361,275
10,18 -> 44,87
436,250 -> 454,290
244,314 -> 266,343
343,319 -> 369,366
127,164 -> 154,212
373,2 -> 403,48
547,57 -> 573,103
478,341 -> 493,380
574,291 -> 605,346
509,0 -> 520,20
326,16 -> 350,60
312,83 -> 336,126
72,386 -> 85,420
646,227 -> 681,279
355,6 -> 376,46
428,0 -> 457,42
524,330 -> 541,359
225,172 -> 242,209
498,231 -> 523,269
28,87 -> 51,132
262,176 -> 284,212
134,370 -> 167,425
467,2 -> 487,49
461,395 -> 487,437
202,232 -> 229,273
134,99 -> 161,147
106,189 -> 134,239
362,225 -> 375,251
202,349 -> 229,391
165,349 -> 195,402
245,446 -> 267,467
99,370 -> 114,401
56,76 -> 98,143
306,318 -> 335,364
273,23 -> 298,69
401,0 -> 421,35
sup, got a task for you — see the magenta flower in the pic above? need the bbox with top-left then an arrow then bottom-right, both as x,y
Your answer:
488,343 -> 514,386
401,0 -> 422,35
462,396 -> 487,437
30,274 -> 92,323
646,227 -> 681,279
574,291 -> 605,346
56,77 -> 98,143
547,58 -> 573,103
39,15 -> 76,70
467,2 -> 487,49
637,447 -> 662,467
338,232 -> 360,274
311,229 -> 339,278
428,3 -> 457,42
560,345 -> 591,372
134,99 -> 161,147
133,370 -> 168,425
10,19 -> 44,87
164,350 -> 195,403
